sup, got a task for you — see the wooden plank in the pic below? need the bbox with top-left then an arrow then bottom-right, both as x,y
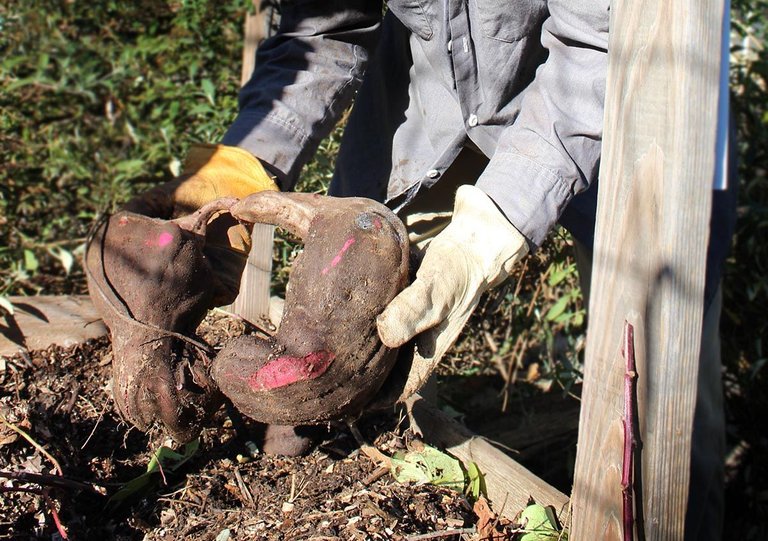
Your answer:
228,0 -> 276,326
570,1 -> 726,539
407,395 -> 570,521
0,296 -> 107,357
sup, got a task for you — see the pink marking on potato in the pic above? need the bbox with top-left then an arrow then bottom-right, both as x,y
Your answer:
119,216 -> 129,226
373,218 -> 382,230
157,232 -> 174,247
248,351 -> 335,391
321,236 -> 356,275
145,231 -> 175,248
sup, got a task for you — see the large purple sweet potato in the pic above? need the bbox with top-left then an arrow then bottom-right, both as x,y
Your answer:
213,192 -> 409,424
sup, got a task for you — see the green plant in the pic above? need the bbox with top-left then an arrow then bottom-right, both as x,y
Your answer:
722,2 -> 768,539
1,0 -> 249,294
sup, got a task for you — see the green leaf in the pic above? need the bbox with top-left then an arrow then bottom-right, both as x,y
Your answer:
545,295 -> 570,322
107,440 -> 199,508
548,262 -> 575,287
114,159 -> 144,173
23,250 -> 38,272
519,503 -> 561,540
390,443 -> 465,491
201,78 -> 215,105
0,296 -> 14,316
465,461 -> 487,500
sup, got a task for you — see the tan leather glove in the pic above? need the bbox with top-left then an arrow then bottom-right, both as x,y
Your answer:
376,184 -> 529,399
124,144 -> 279,305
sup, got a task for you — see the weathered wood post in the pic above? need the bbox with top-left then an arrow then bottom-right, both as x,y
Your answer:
229,0 -> 277,327
570,0 -> 728,539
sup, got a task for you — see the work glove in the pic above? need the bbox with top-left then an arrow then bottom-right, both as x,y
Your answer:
124,143 -> 279,306
125,143 -> 278,217
376,184 -> 529,401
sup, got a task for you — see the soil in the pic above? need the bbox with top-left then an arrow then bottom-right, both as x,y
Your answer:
0,312 -> 525,541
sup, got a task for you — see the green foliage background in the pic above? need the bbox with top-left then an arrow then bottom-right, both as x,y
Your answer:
0,0 -> 766,537
1,0 -> 247,292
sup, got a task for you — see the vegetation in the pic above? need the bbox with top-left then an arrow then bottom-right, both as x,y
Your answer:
1,0 -> 766,538
722,2 -> 768,537
1,1 -> 247,295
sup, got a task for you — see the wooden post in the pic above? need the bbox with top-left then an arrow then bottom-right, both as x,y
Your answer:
228,1 -> 276,327
570,0 -> 726,539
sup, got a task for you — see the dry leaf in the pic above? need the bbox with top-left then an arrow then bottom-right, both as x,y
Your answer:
473,496 -> 506,540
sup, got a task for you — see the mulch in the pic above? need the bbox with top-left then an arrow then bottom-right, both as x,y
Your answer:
0,312 -> 525,540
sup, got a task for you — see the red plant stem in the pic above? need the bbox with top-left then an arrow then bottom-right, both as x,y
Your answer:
0,486 -> 68,539
622,321 -> 637,541
41,489 -> 69,540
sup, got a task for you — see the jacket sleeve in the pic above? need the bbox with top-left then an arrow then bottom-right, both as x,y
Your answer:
476,0 -> 609,248
222,0 -> 382,190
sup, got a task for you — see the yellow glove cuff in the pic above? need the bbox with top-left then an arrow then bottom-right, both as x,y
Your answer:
183,143 -> 279,197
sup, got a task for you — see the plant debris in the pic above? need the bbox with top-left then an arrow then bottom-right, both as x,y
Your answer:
0,312 -> 536,540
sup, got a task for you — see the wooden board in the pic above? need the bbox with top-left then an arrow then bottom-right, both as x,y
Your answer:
0,295 -> 107,357
227,0 -> 276,327
569,1 -> 726,539
407,395 -> 570,521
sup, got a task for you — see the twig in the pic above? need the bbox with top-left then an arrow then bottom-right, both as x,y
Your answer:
0,470 -> 103,495
362,465 -> 390,486
621,321 -> 638,541
406,527 -> 476,540
0,417 -> 63,476
346,420 -> 368,447
80,406 -> 106,450
512,257 -> 529,299
234,467 -> 255,508
61,382 -> 80,414
287,473 -> 310,502
525,266 -> 549,318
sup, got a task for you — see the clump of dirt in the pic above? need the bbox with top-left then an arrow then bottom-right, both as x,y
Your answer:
0,312 -> 505,540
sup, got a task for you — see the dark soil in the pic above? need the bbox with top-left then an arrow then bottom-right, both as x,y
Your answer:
0,312 -> 521,541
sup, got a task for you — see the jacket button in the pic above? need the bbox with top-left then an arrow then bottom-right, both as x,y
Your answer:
467,114 -> 478,127
427,169 -> 440,179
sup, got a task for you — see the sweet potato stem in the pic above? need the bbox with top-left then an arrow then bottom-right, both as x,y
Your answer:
622,321 -> 638,541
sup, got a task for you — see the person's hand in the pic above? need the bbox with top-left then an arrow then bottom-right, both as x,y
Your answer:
124,143 -> 278,218
376,184 -> 529,400
125,144 -> 279,306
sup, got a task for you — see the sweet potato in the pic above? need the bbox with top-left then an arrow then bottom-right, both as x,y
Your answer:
85,200 -> 236,442
213,192 -> 409,424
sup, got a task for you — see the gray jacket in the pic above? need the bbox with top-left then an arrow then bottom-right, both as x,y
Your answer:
223,0 -> 610,248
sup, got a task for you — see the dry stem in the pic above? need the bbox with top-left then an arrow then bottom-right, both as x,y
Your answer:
621,321 -> 638,541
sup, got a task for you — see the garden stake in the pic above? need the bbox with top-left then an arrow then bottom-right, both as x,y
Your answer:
621,321 -> 638,541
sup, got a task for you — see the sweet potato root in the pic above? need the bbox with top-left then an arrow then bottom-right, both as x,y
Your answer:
213,192 -> 409,424
85,200 -> 237,442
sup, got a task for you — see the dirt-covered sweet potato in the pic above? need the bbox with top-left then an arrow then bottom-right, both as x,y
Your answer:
213,192 -> 409,424
85,200 -> 236,442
